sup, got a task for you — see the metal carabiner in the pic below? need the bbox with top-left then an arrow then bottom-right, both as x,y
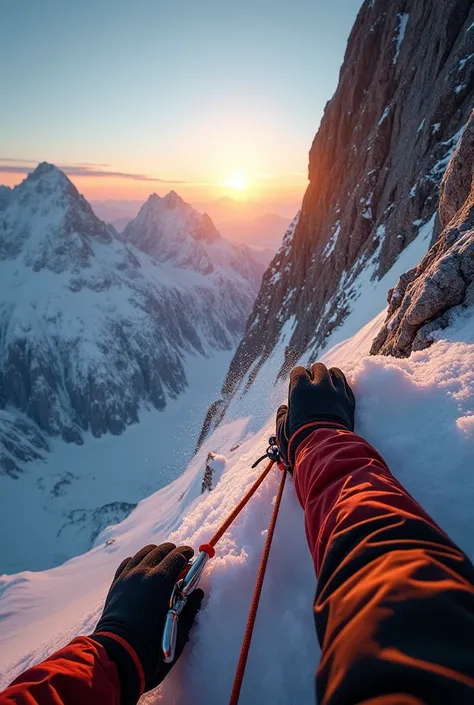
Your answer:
162,583 -> 187,664
161,550 -> 211,663
181,549 -> 210,596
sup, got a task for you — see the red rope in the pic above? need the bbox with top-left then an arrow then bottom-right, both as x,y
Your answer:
207,460 -> 275,548
192,456 -> 287,703
228,465 -> 288,705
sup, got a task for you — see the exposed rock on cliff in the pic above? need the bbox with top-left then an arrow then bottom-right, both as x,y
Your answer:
371,109 -> 474,356
199,0 -> 474,444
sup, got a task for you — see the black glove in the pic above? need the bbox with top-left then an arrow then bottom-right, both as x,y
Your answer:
276,363 -> 355,470
91,543 -> 204,704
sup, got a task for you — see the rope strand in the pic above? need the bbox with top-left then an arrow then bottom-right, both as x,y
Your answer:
228,465 -> 288,705
170,451 -> 287,704
208,460 -> 275,548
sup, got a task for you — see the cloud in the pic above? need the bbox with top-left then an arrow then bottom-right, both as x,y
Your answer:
0,160 -> 187,183
73,162 -> 111,168
0,158 -> 40,164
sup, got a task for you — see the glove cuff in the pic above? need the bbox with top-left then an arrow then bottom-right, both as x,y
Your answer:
288,420 -> 349,468
91,632 -> 145,704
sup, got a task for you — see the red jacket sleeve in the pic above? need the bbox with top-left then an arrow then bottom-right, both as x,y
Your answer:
0,637 -> 121,705
294,427 -> 474,705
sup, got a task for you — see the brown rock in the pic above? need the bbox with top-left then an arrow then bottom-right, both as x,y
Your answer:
371,109 -> 474,357
200,0 -> 474,444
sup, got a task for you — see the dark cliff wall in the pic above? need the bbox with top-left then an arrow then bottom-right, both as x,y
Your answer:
199,0 -> 474,444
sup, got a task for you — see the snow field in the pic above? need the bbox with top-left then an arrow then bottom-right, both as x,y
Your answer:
2,303 -> 474,704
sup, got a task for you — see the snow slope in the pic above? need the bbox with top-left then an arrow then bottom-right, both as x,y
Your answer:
0,350 -> 233,574
2,234 -> 474,703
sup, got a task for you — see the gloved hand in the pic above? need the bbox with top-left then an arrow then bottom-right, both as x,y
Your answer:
276,363 -> 355,470
91,543 -> 204,704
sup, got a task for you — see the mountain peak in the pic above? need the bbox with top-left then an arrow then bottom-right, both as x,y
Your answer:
122,191 -> 262,280
163,190 -> 183,208
0,185 -> 12,210
24,162 -> 78,198
146,193 -> 161,205
31,162 -> 70,183
0,162 -> 116,268
141,191 -> 185,212
35,161 -> 60,175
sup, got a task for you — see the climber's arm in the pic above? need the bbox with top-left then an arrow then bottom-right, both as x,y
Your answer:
277,362 -> 474,705
295,425 -> 474,704
0,544 -> 203,705
0,637 -> 122,705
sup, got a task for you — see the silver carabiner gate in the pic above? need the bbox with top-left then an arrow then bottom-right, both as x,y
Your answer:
161,550 -> 211,663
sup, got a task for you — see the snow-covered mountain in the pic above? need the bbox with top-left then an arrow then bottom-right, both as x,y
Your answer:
0,163 -> 262,570
0,163 -> 261,458
122,191 -> 263,285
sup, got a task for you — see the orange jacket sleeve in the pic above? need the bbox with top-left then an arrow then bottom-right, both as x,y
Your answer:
294,427 -> 474,704
0,637 -> 121,705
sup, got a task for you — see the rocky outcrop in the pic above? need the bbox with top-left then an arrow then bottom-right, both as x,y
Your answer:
199,0 -> 474,442
371,110 -> 474,356
199,452 -> 226,493
201,452 -> 216,493
0,411 -> 49,478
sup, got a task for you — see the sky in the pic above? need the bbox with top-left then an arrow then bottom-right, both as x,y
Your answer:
1,0 -> 363,209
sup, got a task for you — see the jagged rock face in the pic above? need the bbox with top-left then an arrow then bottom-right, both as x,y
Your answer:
0,411 -> 49,478
0,164 -> 262,473
199,0 -> 474,440
371,109 -> 474,356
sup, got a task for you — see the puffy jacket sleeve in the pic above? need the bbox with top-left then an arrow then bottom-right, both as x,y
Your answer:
0,637 -> 121,705
294,426 -> 474,705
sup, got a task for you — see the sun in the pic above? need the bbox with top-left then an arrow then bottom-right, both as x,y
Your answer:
225,173 -> 247,192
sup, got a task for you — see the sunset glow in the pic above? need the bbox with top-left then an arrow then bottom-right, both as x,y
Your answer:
218,173 -> 249,194
0,0 -> 363,210
225,174 -> 247,192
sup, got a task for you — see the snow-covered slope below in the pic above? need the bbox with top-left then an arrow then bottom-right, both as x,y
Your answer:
0,350 -> 233,574
2,294 -> 474,703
